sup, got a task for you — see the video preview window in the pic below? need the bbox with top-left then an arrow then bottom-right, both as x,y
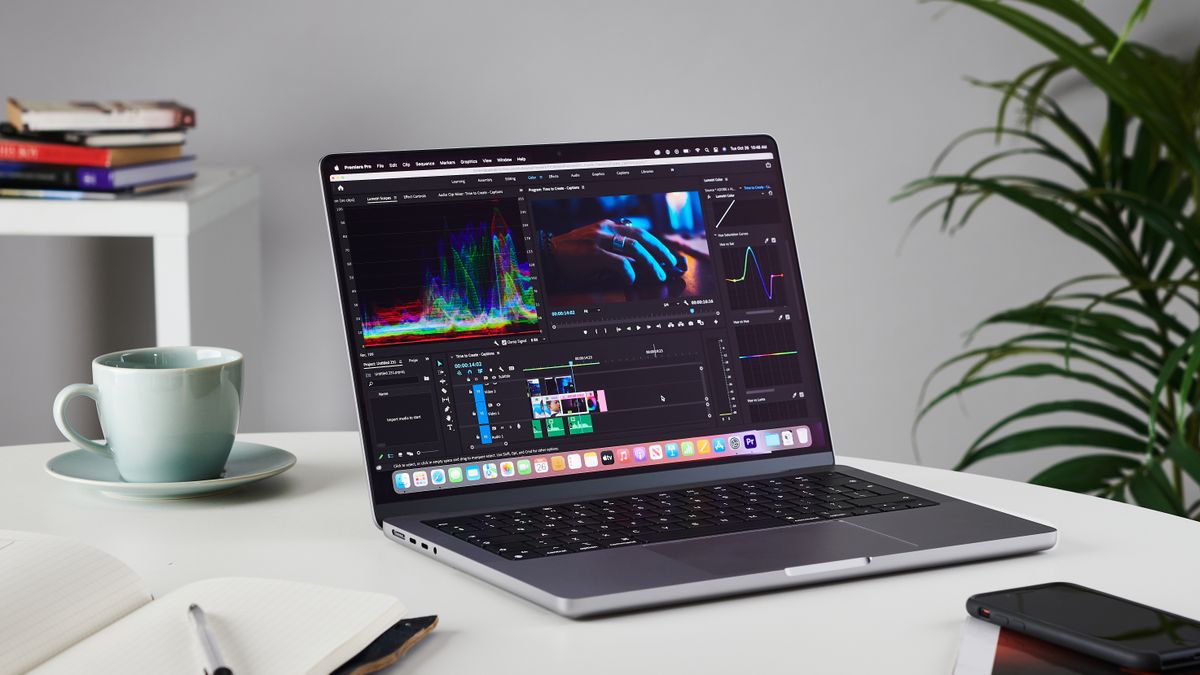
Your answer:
531,192 -> 714,307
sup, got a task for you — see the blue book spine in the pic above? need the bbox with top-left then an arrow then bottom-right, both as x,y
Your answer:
0,161 -> 77,187
76,166 -> 116,190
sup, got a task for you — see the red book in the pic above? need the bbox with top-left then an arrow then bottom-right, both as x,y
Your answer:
0,138 -> 181,168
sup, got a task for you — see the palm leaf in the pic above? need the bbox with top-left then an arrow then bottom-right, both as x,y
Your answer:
908,0 -> 1199,519
1165,434 -> 1200,494
1128,462 -> 1185,514
973,304 -> 1166,358
967,399 -> 1157,456
1110,0 -> 1154,61
919,360 -> 1156,428
1030,454 -> 1141,492
996,330 -> 1161,376
958,426 -> 1147,470
903,175 -> 1137,270
954,0 -> 1200,178
1146,329 -> 1200,453
1102,99 -> 1128,189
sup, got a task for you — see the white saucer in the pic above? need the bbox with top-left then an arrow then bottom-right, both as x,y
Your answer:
45,441 -> 296,500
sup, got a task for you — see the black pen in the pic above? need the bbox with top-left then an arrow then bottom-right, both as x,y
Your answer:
187,604 -> 233,675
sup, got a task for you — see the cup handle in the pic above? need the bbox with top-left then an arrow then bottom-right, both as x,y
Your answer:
52,383 -> 113,459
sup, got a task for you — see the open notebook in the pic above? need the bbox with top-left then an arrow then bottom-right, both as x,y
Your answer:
0,530 -> 412,675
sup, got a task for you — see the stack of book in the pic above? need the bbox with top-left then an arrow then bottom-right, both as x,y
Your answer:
0,99 -> 197,200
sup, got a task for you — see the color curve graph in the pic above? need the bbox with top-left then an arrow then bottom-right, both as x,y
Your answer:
722,245 -> 786,310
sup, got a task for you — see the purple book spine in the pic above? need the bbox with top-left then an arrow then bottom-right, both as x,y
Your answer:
75,166 -> 115,190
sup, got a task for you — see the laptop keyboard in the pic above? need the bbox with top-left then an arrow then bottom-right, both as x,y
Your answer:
425,470 -> 938,561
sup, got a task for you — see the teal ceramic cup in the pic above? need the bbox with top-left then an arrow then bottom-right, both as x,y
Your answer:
52,346 -> 243,483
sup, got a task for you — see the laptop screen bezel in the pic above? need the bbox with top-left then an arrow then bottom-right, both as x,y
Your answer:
319,134 -> 837,524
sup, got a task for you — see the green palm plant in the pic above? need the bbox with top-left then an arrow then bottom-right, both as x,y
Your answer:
896,0 -> 1200,517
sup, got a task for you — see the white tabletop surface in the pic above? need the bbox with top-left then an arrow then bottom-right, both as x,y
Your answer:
4,431 -> 1198,673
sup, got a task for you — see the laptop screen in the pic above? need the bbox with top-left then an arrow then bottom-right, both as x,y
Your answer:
322,135 -> 831,502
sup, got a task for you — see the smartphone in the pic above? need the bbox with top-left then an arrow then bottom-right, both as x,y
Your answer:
968,582 -> 1200,672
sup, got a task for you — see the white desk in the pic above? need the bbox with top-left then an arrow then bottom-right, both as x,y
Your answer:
3,431 -> 1197,674
0,168 -> 260,347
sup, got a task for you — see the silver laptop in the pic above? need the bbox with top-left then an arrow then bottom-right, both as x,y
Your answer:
320,135 -> 1056,618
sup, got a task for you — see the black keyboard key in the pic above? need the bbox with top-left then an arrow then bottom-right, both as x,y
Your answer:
847,494 -> 906,507
859,484 -> 897,495
784,514 -> 823,524
811,474 -> 854,487
643,517 -> 790,543
488,533 -> 533,545
605,538 -> 642,548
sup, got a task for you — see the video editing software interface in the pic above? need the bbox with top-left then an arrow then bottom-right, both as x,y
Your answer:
324,137 -> 830,501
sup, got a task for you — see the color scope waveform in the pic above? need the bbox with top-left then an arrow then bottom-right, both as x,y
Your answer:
362,207 -> 539,345
723,245 -> 785,310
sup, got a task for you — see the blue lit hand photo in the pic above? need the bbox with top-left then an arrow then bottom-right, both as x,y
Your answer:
546,218 -> 679,287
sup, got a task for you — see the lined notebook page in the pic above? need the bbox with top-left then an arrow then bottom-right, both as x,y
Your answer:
0,530 -> 151,675
35,577 -> 407,675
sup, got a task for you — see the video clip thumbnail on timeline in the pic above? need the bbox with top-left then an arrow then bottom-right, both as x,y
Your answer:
326,139 -> 829,500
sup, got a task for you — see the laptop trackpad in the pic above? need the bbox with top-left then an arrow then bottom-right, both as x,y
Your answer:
647,521 -> 916,577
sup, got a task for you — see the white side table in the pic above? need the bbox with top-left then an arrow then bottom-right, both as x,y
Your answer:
0,168 -> 261,348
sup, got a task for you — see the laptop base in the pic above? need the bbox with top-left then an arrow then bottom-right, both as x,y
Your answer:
383,466 -> 1056,618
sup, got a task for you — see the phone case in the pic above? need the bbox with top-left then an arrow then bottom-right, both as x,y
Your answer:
968,582 -> 1200,672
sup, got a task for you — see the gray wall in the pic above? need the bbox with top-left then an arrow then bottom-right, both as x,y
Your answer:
2,1 -> 1196,480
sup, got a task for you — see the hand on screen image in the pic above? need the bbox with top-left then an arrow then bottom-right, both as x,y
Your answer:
548,218 -> 680,287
